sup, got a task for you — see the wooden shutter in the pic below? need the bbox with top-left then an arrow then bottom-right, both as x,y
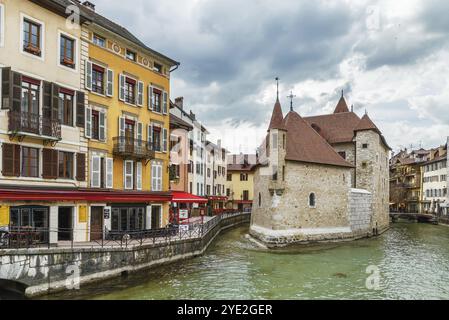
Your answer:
2,143 -> 20,176
119,117 -> 125,137
119,74 -> 125,101
147,124 -> 153,146
99,111 -> 106,141
163,91 -> 168,114
85,60 -> 92,90
42,81 -> 52,119
148,85 -> 153,110
137,122 -> 143,141
42,149 -> 58,179
91,156 -> 101,187
51,83 -> 60,121
1,67 -> 11,109
106,69 -> 114,97
157,164 -> 162,191
11,71 -> 22,112
163,128 -> 168,153
137,81 -> 144,106
105,157 -> 113,188
76,91 -> 85,128
76,153 -> 86,182
85,106 -> 92,138
136,161 -> 142,190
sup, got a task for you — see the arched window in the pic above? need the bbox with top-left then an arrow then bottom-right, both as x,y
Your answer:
309,193 -> 316,208
259,193 -> 262,207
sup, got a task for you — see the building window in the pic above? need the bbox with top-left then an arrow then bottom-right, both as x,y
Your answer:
21,79 -> 40,117
152,89 -> 162,113
124,78 -> 136,104
338,151 -> 346,159
21,147 -> 39,177
362,143 -> 368,149
60,34 -> 75,68
91,110 -> 100,140
93,34 -> 106,47
242,190 -> 249,201
272,166 -> 278,181
227,173 -> 232,181
23,19 -> 41,56
58,151 -> 73,179
362,162 -> 368,168
226,188 -> 231,197
152,125 -> 162,152
92,65 -> 105,94
272,133 -> 278,149
240,173 -> 248,181
309,193 -> 316,208
126,49 -> 136,61
259,193 -> 261,207
124,161 -> 134,190
58,89 -> 74,126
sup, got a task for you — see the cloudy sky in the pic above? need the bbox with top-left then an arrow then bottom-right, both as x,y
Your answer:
92,0 -> 449,154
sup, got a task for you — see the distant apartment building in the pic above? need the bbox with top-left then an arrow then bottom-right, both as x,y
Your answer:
226,154 -> 257,212
205,140 -> 228,214
389,148 -> 431,213
421,143 -> 448,215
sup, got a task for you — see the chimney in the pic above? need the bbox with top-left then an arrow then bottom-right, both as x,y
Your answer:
175,97 -> 184,109
233,155 -> 237,164
189,110 -> 196,121
82,1 -> 96,11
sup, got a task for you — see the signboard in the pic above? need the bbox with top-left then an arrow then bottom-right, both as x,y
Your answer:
79,205 -> 88,223
179,209 -> 189,220
104,206 -> 111,219
192,203 -> 199,208
0,206 -> 9,227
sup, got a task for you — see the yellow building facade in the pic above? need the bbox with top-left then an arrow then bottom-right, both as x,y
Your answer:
226,154 -> 257,212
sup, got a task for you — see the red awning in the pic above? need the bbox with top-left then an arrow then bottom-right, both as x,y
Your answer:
171,191 -> 208,204
0,189 -> 171,203
234,200 -> 252,204
208,196 -> 228,201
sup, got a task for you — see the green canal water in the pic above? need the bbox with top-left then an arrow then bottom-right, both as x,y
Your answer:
43,222 -> 449,300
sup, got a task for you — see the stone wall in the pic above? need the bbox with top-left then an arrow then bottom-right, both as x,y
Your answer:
355,130 -> 390,233
0,213 -> 250,297
348,188 -> 372,234
332,142 -> 356,187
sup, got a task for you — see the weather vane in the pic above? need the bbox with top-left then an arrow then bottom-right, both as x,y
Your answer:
287,91 -> 296,112
275,77 -> 280,100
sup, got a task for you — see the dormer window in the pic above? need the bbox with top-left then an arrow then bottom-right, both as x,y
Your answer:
154,62 -> 163,73
126,49 -> 136,61
93,34 -> 106,47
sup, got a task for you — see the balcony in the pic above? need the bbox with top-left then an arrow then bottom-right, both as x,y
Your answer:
113,136 -> 155,160
8,111 -> 61,141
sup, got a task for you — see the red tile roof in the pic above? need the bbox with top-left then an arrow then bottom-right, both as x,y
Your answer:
354,114 -> 380,133
304,112 -> 361,144
282,111 -> 354,168
268,99 -> 286,131
334,96 -> 350,113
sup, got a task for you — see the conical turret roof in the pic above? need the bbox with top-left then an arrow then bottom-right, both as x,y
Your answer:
268,99 -> 286,131
334,96 -> 350,113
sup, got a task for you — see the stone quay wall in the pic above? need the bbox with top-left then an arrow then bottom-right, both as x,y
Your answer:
0,213 -> 250,297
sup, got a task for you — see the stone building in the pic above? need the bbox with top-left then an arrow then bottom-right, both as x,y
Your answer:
250,91 -> 391,247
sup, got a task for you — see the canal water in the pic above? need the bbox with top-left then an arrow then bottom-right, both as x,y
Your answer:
39,222 -> 449,300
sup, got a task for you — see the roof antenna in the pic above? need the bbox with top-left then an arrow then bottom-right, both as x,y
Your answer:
351,104 -> 354,112
275,77 -> 280,101
287,91 -> 296,112
341,89 -> 344,98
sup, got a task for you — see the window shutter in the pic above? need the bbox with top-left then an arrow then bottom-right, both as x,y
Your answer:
85,106 -> 92,138
85,60 -> 92,90
105,157 -> 113,188
91,156 -> 101,188
106,69 -> 114,97
42,149 -> 58,179
163,128 -> 168,153
99,111 -> 106,141
11,71 -> 22,112
119,74 -> 125,101
148,85 -> 153,110
119,117 -> 125,137
51,83 -> 60,121
1,67 -> 11,109
151,163 -> 156,191
76,91 -> 85,128
163,91 -> 168,114
76,153 -> 86,182
124,161 -> 134,190
42,81 -> 52,120
137,122 -> 143,141
137,81 -> 144,106
157,165 -> 162,191
136,161 -> 142,190
2,143 -> 18,176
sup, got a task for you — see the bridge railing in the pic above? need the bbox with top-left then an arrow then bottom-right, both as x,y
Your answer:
0,212 -> 251,251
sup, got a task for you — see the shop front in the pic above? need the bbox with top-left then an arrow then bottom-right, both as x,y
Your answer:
208,196 -> 228,215
170,191 -> 208,224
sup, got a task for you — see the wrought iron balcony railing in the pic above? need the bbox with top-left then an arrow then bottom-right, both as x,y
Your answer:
8,111 -> 61,140
113,136 -> 155,160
